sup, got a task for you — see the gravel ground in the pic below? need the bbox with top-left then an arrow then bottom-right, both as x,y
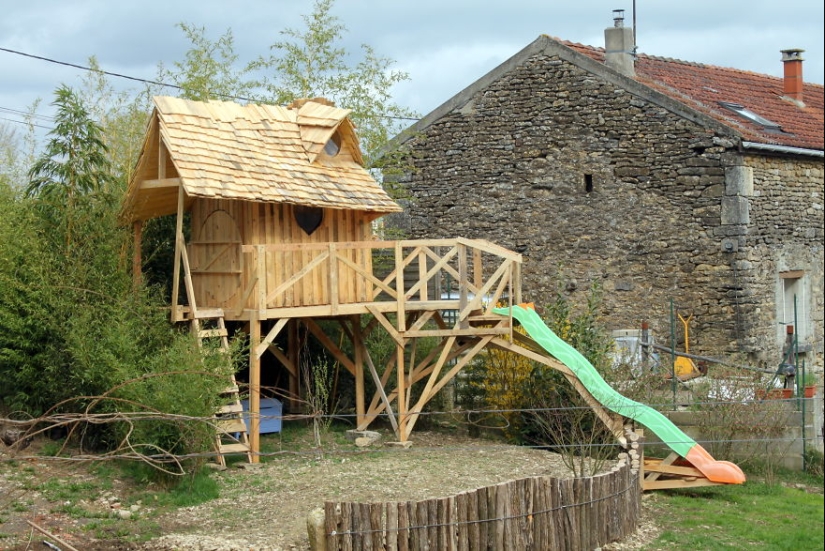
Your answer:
1,429 -> 657,550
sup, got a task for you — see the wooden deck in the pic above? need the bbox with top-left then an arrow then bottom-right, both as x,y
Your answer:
178,237 -> 523,331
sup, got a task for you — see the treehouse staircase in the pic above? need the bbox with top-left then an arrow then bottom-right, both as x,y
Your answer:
192,309 -> 252,467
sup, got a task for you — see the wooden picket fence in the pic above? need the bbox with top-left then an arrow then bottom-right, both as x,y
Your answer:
323,462 -> 640,551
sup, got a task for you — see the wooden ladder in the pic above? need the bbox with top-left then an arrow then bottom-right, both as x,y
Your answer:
193,309 -> 252,467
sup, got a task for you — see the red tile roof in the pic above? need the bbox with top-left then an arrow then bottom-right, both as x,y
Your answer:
562,40 -> 824,151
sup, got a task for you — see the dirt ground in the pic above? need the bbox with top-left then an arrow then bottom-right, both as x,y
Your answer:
0,428 -> 659,550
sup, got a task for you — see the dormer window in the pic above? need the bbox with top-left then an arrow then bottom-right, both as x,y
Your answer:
324,132 -> 342,156
718,102 -> 783,132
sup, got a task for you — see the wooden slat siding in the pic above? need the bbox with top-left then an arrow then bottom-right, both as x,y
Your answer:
495,482 -> 509,550
455,492 -> 468,551
342,501 -> 353,551
425,499 -> 437,550
486,484 -> 498,551
325,502 -> 340,551
396,502 -> 409,551
475,483 -> 488,550
325,464 -> 641,550
350,503 -> 363,551
373,502 -> 385,550
386,502 -> 399,551
534,477 -> 551,551
517,478 -> 531,550
416,500 -> 429,551
435,497 -> 448,550
407,500 -> 421,551
447,495 -> 458,551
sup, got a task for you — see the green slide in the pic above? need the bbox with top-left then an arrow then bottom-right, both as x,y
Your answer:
493,305 -> 745,484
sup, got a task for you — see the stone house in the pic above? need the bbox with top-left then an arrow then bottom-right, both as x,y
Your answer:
391,18 -> 824,371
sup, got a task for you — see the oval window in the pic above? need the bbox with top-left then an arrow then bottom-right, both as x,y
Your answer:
324,132 -> 341,156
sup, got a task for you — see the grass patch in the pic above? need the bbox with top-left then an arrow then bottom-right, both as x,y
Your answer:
644,472 -> 824,550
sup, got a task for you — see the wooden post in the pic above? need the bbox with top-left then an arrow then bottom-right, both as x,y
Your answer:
170,185 -> 184,322
288,319 -> 300,412
354,316 -> 366,428
396,342 -> 407,440
132,220 -> 143,289
249,314 -> 261,463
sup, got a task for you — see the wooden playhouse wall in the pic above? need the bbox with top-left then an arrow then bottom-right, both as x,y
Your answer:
188,198 -> 374,313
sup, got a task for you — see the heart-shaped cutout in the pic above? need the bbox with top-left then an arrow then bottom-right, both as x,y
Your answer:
294,205 -> 324,235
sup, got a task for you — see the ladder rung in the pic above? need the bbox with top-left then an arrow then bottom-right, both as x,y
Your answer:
217,419 -> 248,433
194,308 -> 225,319
221,385 -> 240,394
199,329 -> 228,338
218,443 -> 251,454
219,403 -> 244,414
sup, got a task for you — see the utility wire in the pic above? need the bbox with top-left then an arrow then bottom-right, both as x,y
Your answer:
0,45 -> 420,121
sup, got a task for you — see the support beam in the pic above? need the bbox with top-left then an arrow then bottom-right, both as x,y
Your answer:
132,220 -> 143,289
249,314 -> 261,463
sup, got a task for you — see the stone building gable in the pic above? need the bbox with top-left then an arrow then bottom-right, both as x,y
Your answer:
395,42 -> 824,370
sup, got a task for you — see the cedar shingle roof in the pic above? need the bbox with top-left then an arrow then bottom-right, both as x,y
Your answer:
122,96 -> 401,222
562,40 -> 824,151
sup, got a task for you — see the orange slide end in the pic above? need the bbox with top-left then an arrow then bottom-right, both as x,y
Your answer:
686,445 -> 746,484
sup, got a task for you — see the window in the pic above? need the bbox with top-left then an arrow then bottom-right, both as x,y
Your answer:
718,102 -> 783,132
584,174 -> 594,193
779,271 -> 807,341
323,132 -> 341,156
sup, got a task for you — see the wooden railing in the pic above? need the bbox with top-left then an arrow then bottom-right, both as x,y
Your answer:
234,238 -> 522,326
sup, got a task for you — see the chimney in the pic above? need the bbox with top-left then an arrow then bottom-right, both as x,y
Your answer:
781,48 -> 805,103
604,10 -> 636,78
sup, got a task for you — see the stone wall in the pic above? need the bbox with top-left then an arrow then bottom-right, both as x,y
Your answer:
741,155 -> 824,369
396,51 -> 824,369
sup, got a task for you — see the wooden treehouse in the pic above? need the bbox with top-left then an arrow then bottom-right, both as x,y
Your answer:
120,96 -> 630,464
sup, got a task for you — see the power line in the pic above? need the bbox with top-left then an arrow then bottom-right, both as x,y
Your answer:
0,116 -> 51,130
0,45 -> 420,121
0,46 -> 193,94
0,106 -> 54,121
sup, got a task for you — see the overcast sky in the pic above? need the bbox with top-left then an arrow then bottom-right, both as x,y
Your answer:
1,0 -> 823,134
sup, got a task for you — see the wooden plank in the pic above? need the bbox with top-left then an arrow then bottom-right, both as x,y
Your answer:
351,502 -> 362,551
362,503 -> 375,551
395,241 -> 406,332
476,487 -> 488,550
427,499 -> 438,551
494,483 -> 507,551
139,177 -> 181,189
324,502 -> 338,551
446,495 -> 457,551
340,502 -> 353,551
386,502 -> 399,551
396,502 -> 409,551
170,185 -> 184,322
437,497 -> 449,551
329,242 -> 340,314
407,501 -> 419,551
254,317 -> 289,358
455,492 -> 470,551
264,249 -> 329,305
366,306 -> 405,347
643,478 -> 723,491
532,478 -> 549,551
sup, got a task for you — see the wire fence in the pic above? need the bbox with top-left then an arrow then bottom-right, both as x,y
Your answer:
1,394 -> 821,466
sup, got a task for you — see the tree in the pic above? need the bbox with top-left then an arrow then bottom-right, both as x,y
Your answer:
157,23 -> 254,102
249,0 -> 417,166
80,57 -> 155,180
26,86 -> 116,251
